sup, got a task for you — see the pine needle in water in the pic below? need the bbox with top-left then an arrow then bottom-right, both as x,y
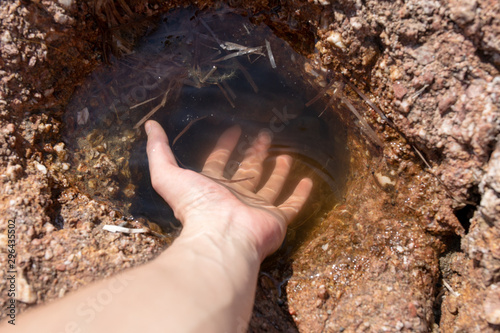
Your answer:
234,59 -> 258,93
341,96 -> 383,147
172,116 -> 208,146
346,81 -> 393,126
133,89 -> 170,129
129,93 -> 164,110
217,82 -> 236,108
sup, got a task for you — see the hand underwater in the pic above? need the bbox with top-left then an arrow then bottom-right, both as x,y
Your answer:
145,120 -> 313,260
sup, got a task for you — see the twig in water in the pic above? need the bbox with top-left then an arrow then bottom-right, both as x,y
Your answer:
200,66 -> 218,83
234,59 -> 258,93
411,145 -> 432,170
346,80 -> 394,126
221,79 -> 237,100
217,82 -> 236,108
306,80 -> 337,107
243,24 -> 251,35
318,84 -> 343,117
220,41 -> 250,51
129,92 -> 164,109
265,39 -> 277,69
198,17 -> 222,46
341,96 -> 384,147
133,88 -> 170,129
103,225 -> 148,234
172,116 -> 209,147
213,46 -> 264,63
308,79 -> 382,146
112,103 -> 122,124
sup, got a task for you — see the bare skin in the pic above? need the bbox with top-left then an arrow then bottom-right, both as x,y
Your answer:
2,120 -> 312,333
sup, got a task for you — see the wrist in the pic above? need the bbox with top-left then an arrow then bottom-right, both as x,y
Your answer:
180,219 -> 261,264
164,219 -> 261,266
178,209 -> 268,261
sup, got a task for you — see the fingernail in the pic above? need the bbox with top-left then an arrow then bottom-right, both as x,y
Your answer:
258,131 -> 271,144
145,121 -> 152,135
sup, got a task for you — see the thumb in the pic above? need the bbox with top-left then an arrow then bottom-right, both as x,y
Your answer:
145,120 -> 179,169
145,120 -> 185,203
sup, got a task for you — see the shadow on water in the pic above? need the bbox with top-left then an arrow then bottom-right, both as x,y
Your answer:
64,7 -> 351,330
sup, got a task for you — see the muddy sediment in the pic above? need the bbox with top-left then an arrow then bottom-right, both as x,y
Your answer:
0,0 -> 499,332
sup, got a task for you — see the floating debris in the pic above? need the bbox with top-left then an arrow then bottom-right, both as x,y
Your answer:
265,39 -> 277,69
213,46 -> 264,63
77,107 -> 89,125
103,224 -> 148,234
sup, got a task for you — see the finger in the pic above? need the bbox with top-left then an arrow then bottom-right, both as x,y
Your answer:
146,120 -> 178,169
232,131 -> 271,191
256,155 -> 293,203
202,125 -> 241,177
278,178 -> 313,223
146,120 -> 185,203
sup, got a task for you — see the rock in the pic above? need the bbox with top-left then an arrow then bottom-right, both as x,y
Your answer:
447,296 -> 458,315
6,164 -> 22,180
123,183 -> 136,198
15,273 -> 37,304
44,248 -> 53,260
318,285 -> 329,300
53,142 -> 67,160
449,0 -> 477,27
483,286 -> 500,325
393,82 -> 408,100
58,0 -> 73,9
5,123 -> 15,134
55,263 -> 66,272
411,45 -> 435,65
53,11 -> 74,25
373,172 -> 396,189
1,30 -> 12,43
438,92 -> 457,113
0,234 -> 7,248
58,286 -> 67,298
35,162 -> 47,175
326,32 -> 346,51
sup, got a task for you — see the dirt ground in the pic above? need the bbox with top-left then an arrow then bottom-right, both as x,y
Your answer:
0,0 -> 499,332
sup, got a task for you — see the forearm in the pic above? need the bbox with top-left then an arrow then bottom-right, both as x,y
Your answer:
154,225 -> 261,332
3,220 -> 261,333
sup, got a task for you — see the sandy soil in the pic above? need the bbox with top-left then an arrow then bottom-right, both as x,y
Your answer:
0,0 -> 498,332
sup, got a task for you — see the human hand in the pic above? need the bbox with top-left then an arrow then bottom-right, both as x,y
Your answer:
145,120 -> 313,261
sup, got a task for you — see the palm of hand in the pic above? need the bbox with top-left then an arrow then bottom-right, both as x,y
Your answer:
146,121 -> 312,260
